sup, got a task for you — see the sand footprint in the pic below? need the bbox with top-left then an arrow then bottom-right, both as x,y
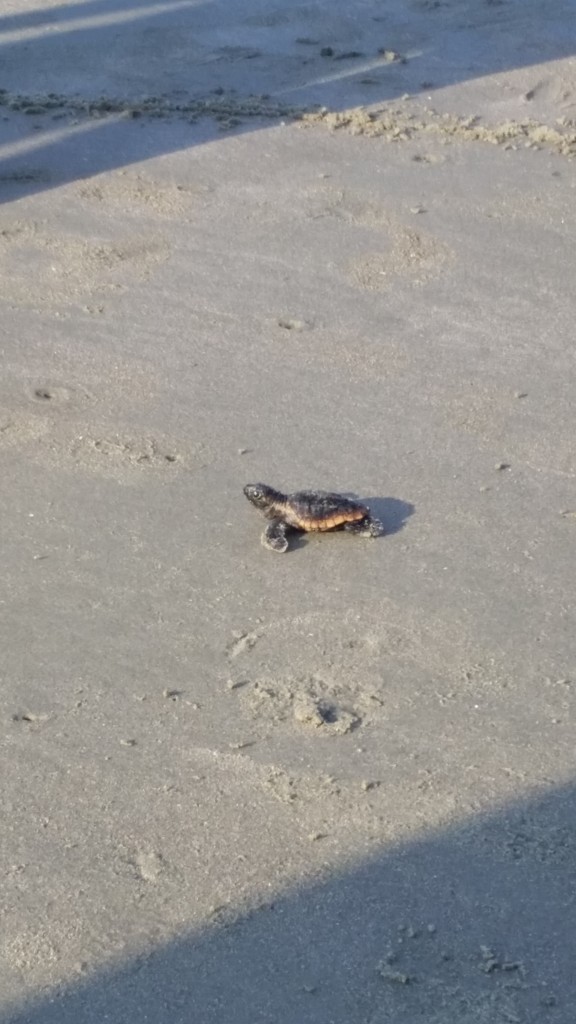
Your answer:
77,171 -> 213,218
225,603 -> 510,753
0,220 -> 170,309
299,186 -> 452,287
349,227 -> 451,288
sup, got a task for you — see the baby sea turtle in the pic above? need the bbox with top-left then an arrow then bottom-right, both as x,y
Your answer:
244,482 -> 384,552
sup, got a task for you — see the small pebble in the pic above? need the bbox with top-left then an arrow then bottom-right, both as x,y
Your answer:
495,462 -> 510,471
226,678 -> 249,690
380,968 -> 411,984
361,780 -> 379,791
13,711 -> 48,723
378,49 -> 405,63
293,699 -> 326,728
514,391 -> 528,399
120,738 -> 136,746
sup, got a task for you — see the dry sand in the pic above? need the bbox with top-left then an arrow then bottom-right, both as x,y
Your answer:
1,1 -> 576,1021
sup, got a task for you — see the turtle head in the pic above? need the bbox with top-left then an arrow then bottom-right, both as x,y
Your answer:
243,483 -> 283,512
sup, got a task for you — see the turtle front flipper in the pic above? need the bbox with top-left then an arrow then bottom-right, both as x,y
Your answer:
262,518 -> 290,553
344,516 -> 384,538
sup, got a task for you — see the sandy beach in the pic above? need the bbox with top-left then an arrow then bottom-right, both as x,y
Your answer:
1,1 -> 576,1021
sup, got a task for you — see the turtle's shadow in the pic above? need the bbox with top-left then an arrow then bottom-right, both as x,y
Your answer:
345,494 -> 415,537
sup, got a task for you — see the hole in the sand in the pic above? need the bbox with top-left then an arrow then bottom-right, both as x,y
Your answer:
318,702 -> 338,724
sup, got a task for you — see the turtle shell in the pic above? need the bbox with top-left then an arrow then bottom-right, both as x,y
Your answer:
284,490 -> 369,532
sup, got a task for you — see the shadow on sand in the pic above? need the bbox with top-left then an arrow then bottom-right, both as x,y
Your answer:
0,0 -> 575,202
366,496 -> 414,536
5,779 -> 575,1023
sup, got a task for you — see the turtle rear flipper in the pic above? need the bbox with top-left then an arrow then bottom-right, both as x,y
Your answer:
262,518 -> 290,553
344,516 -> 384,538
